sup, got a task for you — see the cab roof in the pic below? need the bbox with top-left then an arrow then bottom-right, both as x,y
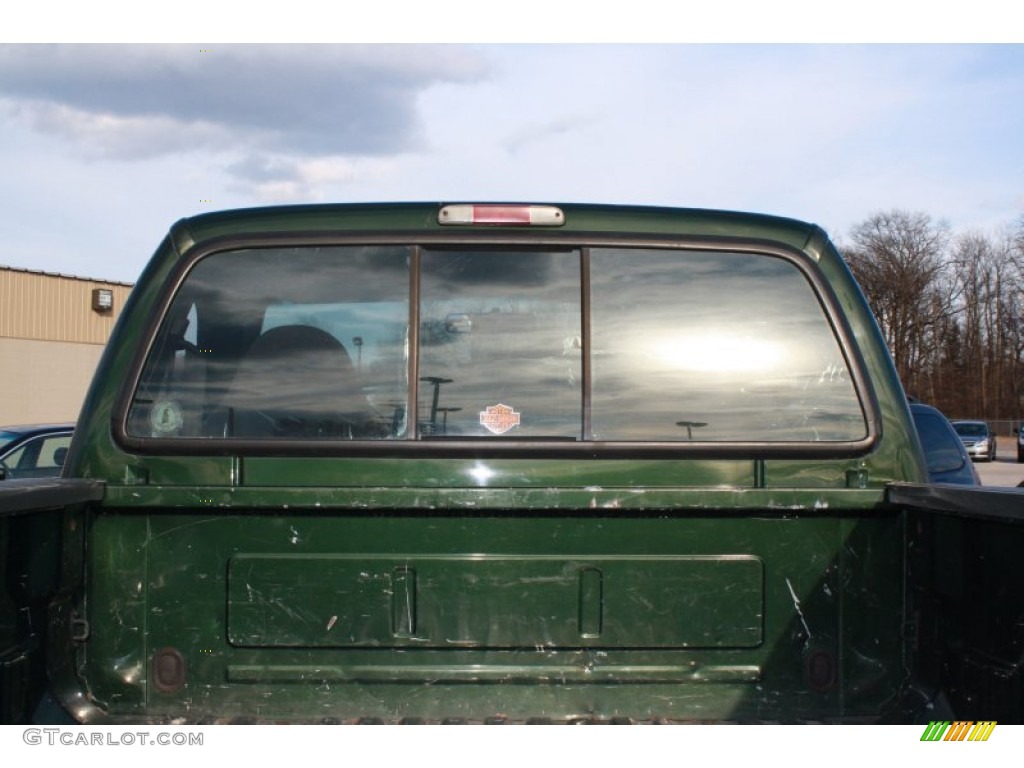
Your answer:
170,203 -> 825,257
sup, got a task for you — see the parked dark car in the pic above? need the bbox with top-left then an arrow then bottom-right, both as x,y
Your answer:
910,404 -> 981,485
1017,426 -> 1024,463
0,423 -> 74,480
951,420 -> 996,462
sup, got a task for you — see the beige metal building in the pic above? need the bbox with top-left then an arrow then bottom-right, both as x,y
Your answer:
0,266 -> 133,425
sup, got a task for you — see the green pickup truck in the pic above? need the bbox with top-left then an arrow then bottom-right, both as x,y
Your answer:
2,203 -> 1022,723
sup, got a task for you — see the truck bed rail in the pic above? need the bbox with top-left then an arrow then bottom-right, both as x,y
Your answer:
887,482 -> 1024,523
0,478 -> 104,518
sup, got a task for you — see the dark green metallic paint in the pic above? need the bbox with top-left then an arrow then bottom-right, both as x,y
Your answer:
11,203 -> 988,723
79,510 -> 903,722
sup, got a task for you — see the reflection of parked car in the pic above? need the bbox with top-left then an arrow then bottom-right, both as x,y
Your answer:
0,424 -> 74,480
910,404 -> 980,485
951,420 -> 996,462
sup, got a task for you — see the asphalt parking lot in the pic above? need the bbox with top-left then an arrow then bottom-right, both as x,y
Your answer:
975,437 -> 1024,487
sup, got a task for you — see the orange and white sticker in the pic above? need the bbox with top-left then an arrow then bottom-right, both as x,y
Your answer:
479,403 -> 521,435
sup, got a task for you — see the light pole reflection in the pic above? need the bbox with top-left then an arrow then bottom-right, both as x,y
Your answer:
420,376 -> 453,434
676,420 -> 708,440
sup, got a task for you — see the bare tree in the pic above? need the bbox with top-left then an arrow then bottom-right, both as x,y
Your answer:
1001,221 -> 1024,419
842,210 -> 952,396
949,232 -> 999,415
839,212 -> 1024,423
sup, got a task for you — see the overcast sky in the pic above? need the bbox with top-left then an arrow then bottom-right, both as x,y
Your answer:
2,17 -> 1023,283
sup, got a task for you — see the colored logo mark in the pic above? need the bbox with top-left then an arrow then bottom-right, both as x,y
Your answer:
920,721 -> 997,742
479,403 -> 521,435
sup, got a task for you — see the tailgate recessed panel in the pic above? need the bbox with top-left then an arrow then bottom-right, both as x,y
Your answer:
227,554 -> 763,649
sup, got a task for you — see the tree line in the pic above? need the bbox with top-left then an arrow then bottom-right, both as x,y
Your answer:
839,210 -> 1024,424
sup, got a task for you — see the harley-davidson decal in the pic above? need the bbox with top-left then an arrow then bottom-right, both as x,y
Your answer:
479,403 -> 521,435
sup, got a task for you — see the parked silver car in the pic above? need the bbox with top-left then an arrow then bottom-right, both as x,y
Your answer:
951,420 -> 996,462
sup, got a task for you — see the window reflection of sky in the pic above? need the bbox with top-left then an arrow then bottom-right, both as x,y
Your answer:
591,249 -> 865,442
130,245 -> 866,443
264,302 -> 407,371
419,250 -> 582,438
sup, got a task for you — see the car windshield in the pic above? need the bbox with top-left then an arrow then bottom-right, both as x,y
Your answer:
954,423 -> 988,437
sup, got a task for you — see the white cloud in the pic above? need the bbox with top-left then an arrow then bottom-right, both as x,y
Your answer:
8,100 -> 238,160
227,154 -> 400,202
0,44 -> 491,160
0,44 -> 1021,284
502,112 -> 602,154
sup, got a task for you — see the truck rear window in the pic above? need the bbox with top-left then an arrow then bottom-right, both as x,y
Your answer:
125,244 -> 867,447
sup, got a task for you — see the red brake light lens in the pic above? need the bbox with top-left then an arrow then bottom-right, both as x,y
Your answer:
438,204 -> 565,226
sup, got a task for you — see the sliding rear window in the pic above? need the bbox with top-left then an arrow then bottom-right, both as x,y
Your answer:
124,244 -> 868,448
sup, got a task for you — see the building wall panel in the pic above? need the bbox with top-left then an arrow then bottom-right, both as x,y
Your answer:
0,267 -> 131,344
1,266 -> 133,425
0,337 -> 105,424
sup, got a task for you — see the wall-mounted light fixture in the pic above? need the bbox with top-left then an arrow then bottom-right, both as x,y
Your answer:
92,288 -> 113,313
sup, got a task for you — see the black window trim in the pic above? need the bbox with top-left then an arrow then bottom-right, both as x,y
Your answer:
113,230 -> 880,460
